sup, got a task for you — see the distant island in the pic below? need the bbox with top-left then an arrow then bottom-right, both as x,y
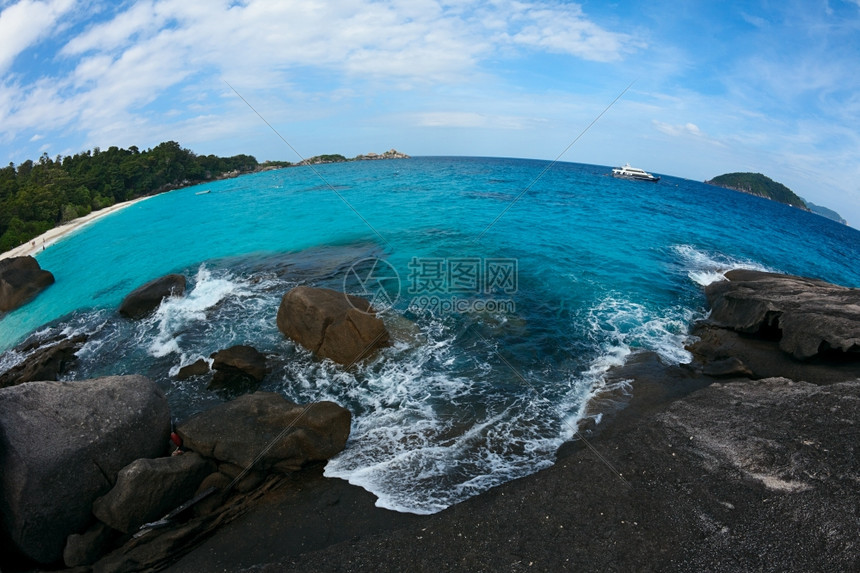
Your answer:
705,172 -> 810,211
805,201 -> 848,225
705,172 -> 849,225
0,143 -> 408,252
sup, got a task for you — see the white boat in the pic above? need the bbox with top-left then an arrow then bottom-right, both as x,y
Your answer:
612,164 -> 660,182
195,189 -> 211,195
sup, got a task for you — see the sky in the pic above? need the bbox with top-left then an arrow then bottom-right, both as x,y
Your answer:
1,0 -> 860,226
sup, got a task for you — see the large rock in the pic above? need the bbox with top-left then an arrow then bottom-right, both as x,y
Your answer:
92,453 -> 214,534
208,345 -> 267,395
0,255 -> 54,312
177,392 -> 351,473
119,273 -> 186,319
0,334 -> 88,389
63,522 -> 114,568
0,376 -> 171,564
277,286 -> 389,365
704,269 -> 860,360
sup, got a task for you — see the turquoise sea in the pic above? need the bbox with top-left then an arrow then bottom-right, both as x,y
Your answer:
2,156 -> 858,513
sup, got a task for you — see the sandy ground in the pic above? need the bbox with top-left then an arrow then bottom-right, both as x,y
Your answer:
0,195 -> 154,261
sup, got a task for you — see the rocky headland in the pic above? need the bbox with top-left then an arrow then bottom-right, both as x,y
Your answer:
0,270 -> 857,572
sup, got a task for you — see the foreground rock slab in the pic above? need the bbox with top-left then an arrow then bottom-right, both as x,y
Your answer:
0,376 -> 170,564
119,273 -> 186,319
277,285 -> 389,365
177,391 -> 351,473
0,255 -> 54,312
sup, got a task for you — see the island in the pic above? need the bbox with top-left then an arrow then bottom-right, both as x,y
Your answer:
705,172 -> 810,210
805,200 -> 848,225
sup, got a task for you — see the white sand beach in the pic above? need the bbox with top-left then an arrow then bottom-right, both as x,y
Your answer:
0,195 -> 154,261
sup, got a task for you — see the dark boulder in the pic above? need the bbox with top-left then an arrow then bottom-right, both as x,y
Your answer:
177,391 -> 351,474
177,358 -> 210,379
0,376 -> 170,564
0,256 -> 54,312
277,285 -> 389,365
0,334 -> 88,389
92,453 -> 214,534
208,345 -> 267,394
119,273 -> 186,319
704,270 -> 860,360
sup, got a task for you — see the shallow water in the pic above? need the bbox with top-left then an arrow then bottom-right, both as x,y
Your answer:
2,157 -> 858,513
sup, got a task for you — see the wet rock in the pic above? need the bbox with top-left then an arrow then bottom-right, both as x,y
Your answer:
277,285 -> 389,365
92,453 -> 214,534
208,345 -> 267,394
118,273 -> 186,319
0,255 -> 54,312
63,522 -> 115,568
704,269 -> 860,360
0,375 -> 170,564
176,391 -> 351,473
177,358 -> 211,379
0,334 -> 88,389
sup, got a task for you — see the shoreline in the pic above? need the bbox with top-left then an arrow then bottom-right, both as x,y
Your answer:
0,195 -> 154,261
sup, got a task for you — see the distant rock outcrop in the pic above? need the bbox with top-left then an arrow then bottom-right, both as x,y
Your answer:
0,375 -> 170,564
0,255 -> 54,312
277,286 -> 389,365
119,273 -> 186,319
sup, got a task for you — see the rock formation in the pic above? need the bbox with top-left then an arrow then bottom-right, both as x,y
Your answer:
0,375 -> 170,564
0,334 -> 87,388
689,270 -> 860,383
177,391 -> 351,474
277,285 -> 389,365
119,273 -> 186,319
208,345 -> 268,394
177,358 -> 210,379
92,453 -> 214,534
703,269 -> 860,359
0,255 -> 54,312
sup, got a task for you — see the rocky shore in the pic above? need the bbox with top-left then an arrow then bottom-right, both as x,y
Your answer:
0,269 -> 858,572
176,270 -> 860,572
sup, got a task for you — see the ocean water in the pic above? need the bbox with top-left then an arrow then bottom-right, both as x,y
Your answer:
1,156 -> 858,514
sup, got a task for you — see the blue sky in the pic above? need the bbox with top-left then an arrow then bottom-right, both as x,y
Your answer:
2,0 -> 860,225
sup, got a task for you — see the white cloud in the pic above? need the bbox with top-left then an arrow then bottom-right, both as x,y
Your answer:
1,0 -> 645,154
0,0 -> 75,73
652,120 -> 706,139
504,3 -> 643,62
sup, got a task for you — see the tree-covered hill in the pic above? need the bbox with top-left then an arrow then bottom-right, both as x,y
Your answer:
705,172 -> 810,211
0,142 -> 257,251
